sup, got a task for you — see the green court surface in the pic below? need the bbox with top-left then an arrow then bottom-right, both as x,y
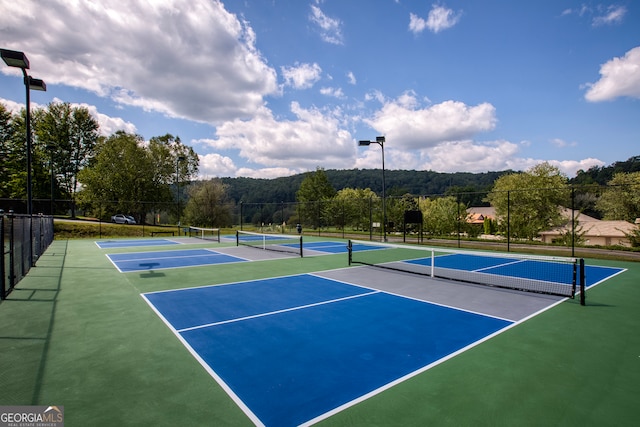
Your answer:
1,237 -> 639,426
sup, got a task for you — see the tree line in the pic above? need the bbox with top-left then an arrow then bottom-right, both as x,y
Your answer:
291,163 -> 640,245
2,100 -> 639,244
1,101 -> 202,224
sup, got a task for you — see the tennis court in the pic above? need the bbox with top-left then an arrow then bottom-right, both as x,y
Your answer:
140,239 -> 624,426
96,238 -> 181,248
107,248 -> 248,272
2,236 -> 638,426
143,273 -> 514,426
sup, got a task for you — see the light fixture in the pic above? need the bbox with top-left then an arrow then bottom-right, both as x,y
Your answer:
358,136 -> 386,241
1,48 -> 47,216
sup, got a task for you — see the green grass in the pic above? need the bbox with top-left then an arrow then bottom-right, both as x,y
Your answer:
53,220 -> 234,239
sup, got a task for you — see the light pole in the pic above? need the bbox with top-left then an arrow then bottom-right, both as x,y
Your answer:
1,49 -> 47,216
176,156 -> 185,233
359,136 -> 386,241
46,144 -> 55,215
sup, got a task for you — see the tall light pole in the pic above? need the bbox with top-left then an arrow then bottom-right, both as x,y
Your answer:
176,156 -> 185,233
1,49 -> 47,216
359,136 -> 386,241
46,144 -> 56,215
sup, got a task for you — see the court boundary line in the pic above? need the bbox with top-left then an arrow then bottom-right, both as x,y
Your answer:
106,248 -> 250,273
308,270 -> 519,323
142,270 -> 354,296
141,274 -> 521,427
94,238 -> 185,249
109,248 -> 240,262
140,292 -> 265,427
140,267 -> 568,426
301,294 -> 568,427
176,290 -> 380,333
140,261 -> 623,427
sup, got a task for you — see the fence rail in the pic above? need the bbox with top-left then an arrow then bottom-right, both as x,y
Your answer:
1,212 -> 54,300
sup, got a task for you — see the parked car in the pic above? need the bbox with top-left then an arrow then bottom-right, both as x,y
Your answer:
111,214 -> 136,224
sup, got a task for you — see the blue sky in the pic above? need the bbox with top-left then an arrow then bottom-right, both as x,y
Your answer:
1,0 -> 638,179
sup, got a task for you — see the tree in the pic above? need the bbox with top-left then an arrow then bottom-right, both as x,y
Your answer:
77,132 -> 155,221
77,131 -> 199,223
330,187 -> 379,231
34,102 -> 99,215
595,172 -> 640,222
183,179 -> 231,227
148,134 -> 199,222
387,194 -> 420,233
0,104 -> 29,200
419,196 -> 467,237
487,162 -> 568,240
0,103 -> 18,198
296,167 -> 336,228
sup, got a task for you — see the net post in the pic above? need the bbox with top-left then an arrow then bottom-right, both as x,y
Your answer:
571,261 -> 577,299
216,228 -> 221,243
430,248 -> 435,278
299,235 -> 303,258
348,240 -> 352,266
580,258 -> 586,306
235,230 -> 239,246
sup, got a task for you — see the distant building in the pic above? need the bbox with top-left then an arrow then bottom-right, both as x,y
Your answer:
467,207 -> 638,247
466,207 -> 495,225
540,209 -> 637,247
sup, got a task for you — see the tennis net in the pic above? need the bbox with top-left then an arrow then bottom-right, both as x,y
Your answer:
188,226 -> 221,242
236,230 -> 303,257
347,239 -> 585,298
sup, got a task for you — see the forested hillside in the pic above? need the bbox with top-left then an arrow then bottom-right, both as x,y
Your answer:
220,155 -> 640,204
570,156 -> 640,186
221,169 -> 510,203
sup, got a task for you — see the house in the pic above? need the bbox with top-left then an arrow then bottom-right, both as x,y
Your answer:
467,207 -> 638,247
540,210 -> 637,247
466,207 -> 495,225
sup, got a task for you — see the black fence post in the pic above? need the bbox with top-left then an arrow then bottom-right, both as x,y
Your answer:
0,213 -> 4,300
580,259 -> 586,306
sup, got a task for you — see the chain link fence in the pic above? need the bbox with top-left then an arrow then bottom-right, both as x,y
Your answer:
1,212 -> 54,300
1,182 -> 638,281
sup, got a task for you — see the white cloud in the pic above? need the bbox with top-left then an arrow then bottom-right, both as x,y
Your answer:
236,167 -> 301,179
550,138 -> 577,148
0,0 -> 278,124
409,5 -> 461,35
347,71 -> 357,85
309,4 -> 343,45
584,46 -> 640,101
198,152 -> 237,178
561,4 -> 626,26
365,93 -> 497,149
320,87 -> 345,98
69,102 -> 137,136
1,96 -> 136,135
592,5 -> 626,26
547,158 -> 605,177
419,140 -> 523,173
197,103 -> 355,174
281,63 -> 322,89
408,140 -> 604,177
0,98 -> 26,113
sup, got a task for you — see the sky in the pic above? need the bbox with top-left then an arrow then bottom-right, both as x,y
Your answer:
1,0 -> 639,180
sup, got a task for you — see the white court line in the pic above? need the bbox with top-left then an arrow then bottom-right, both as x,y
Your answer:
176,290 -> 379,333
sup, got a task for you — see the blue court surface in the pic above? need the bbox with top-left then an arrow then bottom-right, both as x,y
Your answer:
96,238 -> 179,249
143,274 -> 513,427
406,253 -> 623,288
304,241 -> 382,254
107,249 -> 246,273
